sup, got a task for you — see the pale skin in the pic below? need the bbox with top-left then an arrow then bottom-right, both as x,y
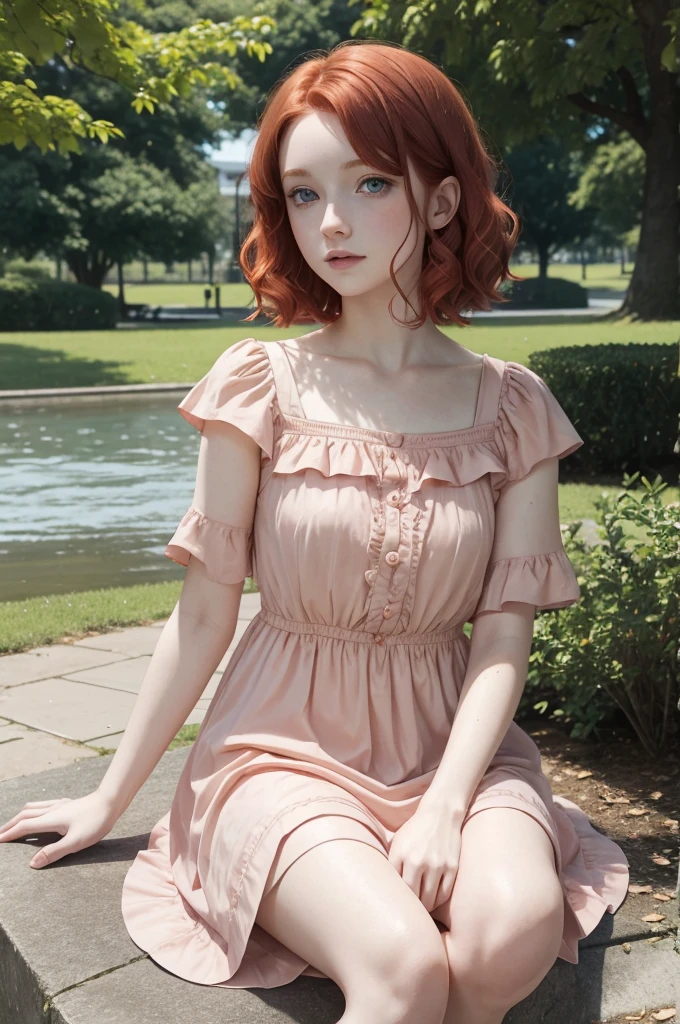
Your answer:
0,109 -> 566,1024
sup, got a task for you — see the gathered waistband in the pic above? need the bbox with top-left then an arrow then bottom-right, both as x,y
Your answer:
258,606 -> 466,646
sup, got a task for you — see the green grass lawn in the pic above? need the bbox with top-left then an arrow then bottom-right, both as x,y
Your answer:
100,262 -> 630,307
509,261 -> 630,293
102,281 -> 256,307
2,319 -> 679,391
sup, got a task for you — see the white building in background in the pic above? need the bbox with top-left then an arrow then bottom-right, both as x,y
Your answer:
206,128 -> 257,196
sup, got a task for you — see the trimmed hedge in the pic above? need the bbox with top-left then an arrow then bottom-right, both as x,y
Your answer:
0,277 -> 118,331
498,276 -> 589,309
528,342 -> 680,477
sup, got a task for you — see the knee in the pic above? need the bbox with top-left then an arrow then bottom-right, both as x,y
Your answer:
447,886 -> 565,1008
352,923 -> 450,1022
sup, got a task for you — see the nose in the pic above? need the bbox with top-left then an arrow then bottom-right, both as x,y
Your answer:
320,201 -> 351,237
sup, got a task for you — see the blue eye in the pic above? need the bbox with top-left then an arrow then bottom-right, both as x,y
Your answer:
286,176 -> 393,206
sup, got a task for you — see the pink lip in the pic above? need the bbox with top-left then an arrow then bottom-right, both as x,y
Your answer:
325,255 -> 365,268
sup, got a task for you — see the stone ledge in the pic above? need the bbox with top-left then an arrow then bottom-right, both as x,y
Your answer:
0,750 -> 676,1024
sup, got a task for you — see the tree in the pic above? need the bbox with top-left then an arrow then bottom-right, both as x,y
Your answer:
503,137 -> 594,280
569,136 -> 645,267
0,0 -> 274,153
0,0 -> 257,286
351,0 -> 680,320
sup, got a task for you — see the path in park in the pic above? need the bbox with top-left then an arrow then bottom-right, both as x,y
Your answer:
0,592 -> 261,781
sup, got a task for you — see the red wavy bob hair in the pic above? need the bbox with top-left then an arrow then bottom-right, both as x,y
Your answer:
240,40 -> 520,329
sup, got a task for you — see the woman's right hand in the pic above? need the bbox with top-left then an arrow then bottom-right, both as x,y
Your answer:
0,790 -> 120,868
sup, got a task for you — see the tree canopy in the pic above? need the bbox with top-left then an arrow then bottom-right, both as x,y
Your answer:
0,0 -> 274,152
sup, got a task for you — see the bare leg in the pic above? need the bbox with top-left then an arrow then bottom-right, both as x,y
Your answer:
256,832 -> 450,1024
435,807 -> 565,1024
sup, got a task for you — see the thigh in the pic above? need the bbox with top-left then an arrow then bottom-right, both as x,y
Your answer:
433,805 -> 564,937
255,827 -> 448,997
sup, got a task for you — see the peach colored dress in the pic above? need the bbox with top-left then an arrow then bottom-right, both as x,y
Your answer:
121,337 -> 629,988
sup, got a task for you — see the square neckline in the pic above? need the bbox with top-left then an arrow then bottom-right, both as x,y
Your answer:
271,339 -> 496,444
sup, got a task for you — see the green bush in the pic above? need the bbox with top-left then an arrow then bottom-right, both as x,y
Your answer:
527,342 -> 680,478
518,473 -> 680,756
4,258 -> 53,282
498,276 -> 588,309
0,277 -> 118,330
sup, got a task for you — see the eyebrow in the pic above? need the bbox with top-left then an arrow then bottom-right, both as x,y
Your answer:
281,158 -> 369,182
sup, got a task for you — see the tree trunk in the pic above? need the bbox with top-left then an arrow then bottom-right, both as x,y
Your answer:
537,246 -> 549,280
117,260 -> 126,315
621,0 -> 680,319
64,251 -> 111,289
581,249 -> 587,280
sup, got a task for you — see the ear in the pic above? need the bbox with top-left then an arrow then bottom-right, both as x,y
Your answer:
428,175 -> 460,232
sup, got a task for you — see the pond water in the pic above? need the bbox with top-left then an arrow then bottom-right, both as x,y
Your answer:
0,394 -> 206,602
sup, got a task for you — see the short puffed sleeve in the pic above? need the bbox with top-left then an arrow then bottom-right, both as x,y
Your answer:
163,337 -> 275,584
470,361 -> 584,621
175,336 -> 275,457
495,360 -> 584,484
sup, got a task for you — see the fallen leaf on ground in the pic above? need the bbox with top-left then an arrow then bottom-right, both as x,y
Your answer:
620,942 -> 632,953
649,791 -> 663,799
641,913 -> 666,922
628,884 -> 654,894
652,893 -> 672,902
651,1010 -> 676,1022
577,770 -> 593,779
652,856 -> 672,866
627,808 -> 649,816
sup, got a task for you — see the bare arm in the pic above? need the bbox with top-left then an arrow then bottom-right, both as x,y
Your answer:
97,418 -> 262,815
420,456 -> 577,817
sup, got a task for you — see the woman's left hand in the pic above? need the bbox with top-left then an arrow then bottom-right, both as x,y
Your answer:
388,801 -> 464,913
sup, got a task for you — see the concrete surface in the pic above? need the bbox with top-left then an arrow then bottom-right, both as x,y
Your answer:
0,748 -> 676,1024
1,588 -> 677,1022
0,593 -> 260,780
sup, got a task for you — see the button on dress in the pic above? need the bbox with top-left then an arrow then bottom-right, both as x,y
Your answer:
121,337 -> 629,988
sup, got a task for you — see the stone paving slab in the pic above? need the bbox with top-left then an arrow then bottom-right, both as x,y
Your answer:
0,724 -> 99,782
0,647 -> 130,689
62,657 -> 224,700
0,594 -> 261,779
0,749 -> 676,1024
0,677 -> 141,742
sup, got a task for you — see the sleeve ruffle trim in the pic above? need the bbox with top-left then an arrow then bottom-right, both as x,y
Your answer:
470,549 -> 580,621
177,337 -> 275,458
496,362 -> 584,483
164,506 -> 252,584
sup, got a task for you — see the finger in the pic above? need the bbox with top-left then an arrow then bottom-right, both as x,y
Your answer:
0,817 -> 63,844
0,800 -> 69,832
420,873 -> 442,912
30,838 -> 78,869
0,808 -> 56,838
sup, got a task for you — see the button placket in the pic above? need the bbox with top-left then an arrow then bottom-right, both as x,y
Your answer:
367,447 -> 409,638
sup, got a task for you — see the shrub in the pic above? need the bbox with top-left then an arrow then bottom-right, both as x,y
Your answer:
4,258 -> 53,282
518,473 -> 680,756
527,343 -> 680,479
498,276 -> 588,308
0,277 -> 118,331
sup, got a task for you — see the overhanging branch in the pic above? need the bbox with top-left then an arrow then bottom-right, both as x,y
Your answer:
566,91 -> 650,149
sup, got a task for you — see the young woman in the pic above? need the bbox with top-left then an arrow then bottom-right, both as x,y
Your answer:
0,40 -> 629,1024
